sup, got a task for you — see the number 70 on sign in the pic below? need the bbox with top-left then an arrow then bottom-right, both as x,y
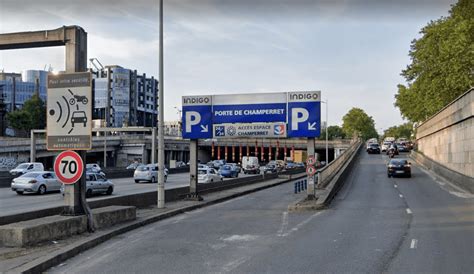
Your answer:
54,151 -> 84,184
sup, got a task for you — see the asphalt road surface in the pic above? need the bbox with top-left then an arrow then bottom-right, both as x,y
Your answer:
0,172 -> 255,217
50,151 -> 474,273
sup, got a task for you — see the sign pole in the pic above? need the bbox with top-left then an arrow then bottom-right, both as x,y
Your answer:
189,139 -> 202,200
307,137 -> 316,199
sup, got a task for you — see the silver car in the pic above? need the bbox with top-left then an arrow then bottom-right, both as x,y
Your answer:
11,171 -> 60,195
134,164 -> 168,183
60,173 -> 114,197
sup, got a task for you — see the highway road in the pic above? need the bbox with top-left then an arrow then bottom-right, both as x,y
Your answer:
0,172 -> 256,217
50,151 -> 474,273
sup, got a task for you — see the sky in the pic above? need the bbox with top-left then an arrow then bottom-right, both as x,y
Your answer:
0,0 -> 456,132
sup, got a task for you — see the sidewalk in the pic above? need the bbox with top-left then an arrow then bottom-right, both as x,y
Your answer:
1,173 -> 305,274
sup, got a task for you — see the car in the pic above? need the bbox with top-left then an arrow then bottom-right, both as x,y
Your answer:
268,160 -> 285,172
242,156 -> 260,174
295,162 -> 305,168
126,162 -> 142,170
175,161 -> 187,168
367,143 -> 381,154
208,160 -> 226,170
71,111 -> 87,127
11,171 -> 60,195
61,173 -> 114,197
86,163 -> 102,171
219,164 -> 239,178
285,162 -> 298,170
228,163 -> 242,173
397,143 -> 409,152
387,159 -> 411,178
381,142 -> 391,152
9,162 -> 44,176
243,164 -> 260,174
263,164 -> 278,174
198,168 -> 223,183
134,164 -> 168,183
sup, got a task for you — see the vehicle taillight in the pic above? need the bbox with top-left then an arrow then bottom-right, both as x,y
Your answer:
28,180 -> 37,184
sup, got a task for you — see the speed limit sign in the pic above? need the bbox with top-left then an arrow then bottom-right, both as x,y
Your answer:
54,151 -> 84,184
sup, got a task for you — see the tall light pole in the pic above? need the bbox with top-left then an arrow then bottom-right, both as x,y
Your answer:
321,99 -> 328,164
157,0 -> 165,208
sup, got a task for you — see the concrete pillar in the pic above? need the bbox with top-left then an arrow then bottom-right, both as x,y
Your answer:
151,127 -> 156,164
30,130 -> 36,162
307,138 -> 316,199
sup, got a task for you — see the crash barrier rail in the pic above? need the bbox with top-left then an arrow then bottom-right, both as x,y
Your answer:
294,179 -> 308,193
0,171 -> 306,226
317,139 -> 362,188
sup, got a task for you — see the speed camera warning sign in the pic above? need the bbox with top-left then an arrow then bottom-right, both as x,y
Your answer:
54,151 -> 84,184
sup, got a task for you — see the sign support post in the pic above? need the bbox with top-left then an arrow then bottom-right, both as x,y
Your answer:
307,137 -> 316,199
188,139 -> 202,200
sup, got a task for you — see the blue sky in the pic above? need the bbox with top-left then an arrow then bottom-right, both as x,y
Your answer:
0,0 -> 455,131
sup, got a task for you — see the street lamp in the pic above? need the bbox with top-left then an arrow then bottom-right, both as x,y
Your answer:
321,99 -> 328,164
157,0 -> 165,208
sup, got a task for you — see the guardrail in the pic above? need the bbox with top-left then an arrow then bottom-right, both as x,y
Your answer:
317,139 -> 362,188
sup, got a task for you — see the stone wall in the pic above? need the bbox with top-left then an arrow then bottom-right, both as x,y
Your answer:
416,88 -> 473,178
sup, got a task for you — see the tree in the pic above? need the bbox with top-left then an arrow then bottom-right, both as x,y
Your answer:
342,108 -> 378,140
319,125 -> 346,140
383,122 -> 414,140
6,93 -> 46,136
395,0 -> 474,122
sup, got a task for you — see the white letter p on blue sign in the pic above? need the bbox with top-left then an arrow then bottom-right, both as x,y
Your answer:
185,111 -> 201,132
291,108 -> 309,130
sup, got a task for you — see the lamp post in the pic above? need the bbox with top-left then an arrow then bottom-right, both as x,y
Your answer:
321,99 -> 328,164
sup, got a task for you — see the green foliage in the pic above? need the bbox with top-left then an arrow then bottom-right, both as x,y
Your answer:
6,93 -> 46,135
319,125 -> 346,140
395,0 -> 474,122
342,108 -> 378,140
383,123 -> 414,140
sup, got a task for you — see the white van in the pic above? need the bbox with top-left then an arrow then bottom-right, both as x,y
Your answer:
241,156 -> 260,174
9,162 -> 44,176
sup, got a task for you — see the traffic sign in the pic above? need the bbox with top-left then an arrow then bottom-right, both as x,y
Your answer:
212,93 -> 286,124
306,155 -> 316,166
182,96 -> 213,139
181,91 -> 321,139
213,122 -> 287,138
306,165 -> 317,177
47,72 -> 92,150
287,91 -> 321,138
54,151 -> 84,184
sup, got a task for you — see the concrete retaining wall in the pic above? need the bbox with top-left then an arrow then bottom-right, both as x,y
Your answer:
0,206 -> 136,247
416,88 -> 473,178
411,150 -> 474,193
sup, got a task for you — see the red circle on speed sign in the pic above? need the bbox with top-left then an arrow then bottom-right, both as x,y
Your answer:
54,151 -> 84,184
306,156 -> 316,166
306,165 -> 317,176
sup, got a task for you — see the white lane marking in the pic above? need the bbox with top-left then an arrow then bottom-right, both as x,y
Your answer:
410,239 -> 418,249
394,184 -> 398,188
277,211 -> 289,237
221,256 -> 249,273
280,212 -> 322,237
221,234 -> 258,242
406,208 -> 413,214
399,194 -> 404,198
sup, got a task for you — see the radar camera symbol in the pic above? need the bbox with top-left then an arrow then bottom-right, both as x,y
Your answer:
48,89 -> 88,134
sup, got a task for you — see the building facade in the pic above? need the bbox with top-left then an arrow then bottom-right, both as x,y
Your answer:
93,66 -> 158,128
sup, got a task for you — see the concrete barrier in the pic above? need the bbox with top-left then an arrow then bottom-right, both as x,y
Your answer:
411,150 -> 474,193
1,173 -> 282,226
0,206 -> 136,247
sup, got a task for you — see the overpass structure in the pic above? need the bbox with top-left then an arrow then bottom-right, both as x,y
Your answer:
0,128 -> 352,171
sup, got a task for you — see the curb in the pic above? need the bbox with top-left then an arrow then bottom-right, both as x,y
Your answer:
12,173 -> 306,274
